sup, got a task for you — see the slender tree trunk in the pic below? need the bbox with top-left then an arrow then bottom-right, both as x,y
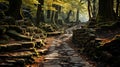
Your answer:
65,10 -> 72,23
92,0 -> 96,18
7,0 -> 23,20
88,0 -> 92,20
116,0 -> 119,17
51,4 -> 56,24
53,5 -> 61,24
36,4 -> 41,25
55,11 -> 58,23
36,0 -> 44,25
76,9 -> 79,23
47,10 -> 51,19
51,11 -> 55,23
51,11 -> 57,26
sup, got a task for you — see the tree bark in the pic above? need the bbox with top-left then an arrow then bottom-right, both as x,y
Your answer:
53,4 -> 61,24
92,0 -> 96,19
65,10 -> 72,23
88,0 -> 92,20
116,0 -> 119,17
76,9 -> 79,23
51,11 -> 56,25
36,0 -> 44,25
7,0 -> 23,20
97,0 -> 116,22
47,10 -> 51,19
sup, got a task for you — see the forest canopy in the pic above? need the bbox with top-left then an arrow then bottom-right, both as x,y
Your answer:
0,0 -> 119,23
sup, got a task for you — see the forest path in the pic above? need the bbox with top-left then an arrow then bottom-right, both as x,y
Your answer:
65,24 -> 82,34
42,24 -> 94,67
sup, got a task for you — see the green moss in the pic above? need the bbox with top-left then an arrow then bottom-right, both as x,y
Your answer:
33,48 -> 39,57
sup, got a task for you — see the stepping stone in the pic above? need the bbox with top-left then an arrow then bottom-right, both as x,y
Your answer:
70,56 -> 82,63
43,64 -> 61,67
61,43 -> 74,51
74,63 -> 84,67
48,45 -> 56,52
45,52 -> 59,58
45,57 -> 59,60
44,59 -> 60,65
60,62 -> 69,65
67,51 -> 75,56
80,62 -> 90,66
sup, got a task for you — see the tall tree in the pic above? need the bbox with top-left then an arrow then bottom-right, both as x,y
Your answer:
97,0 -> 116,22
76,0 -> 81,23
7,0 -> 23,20
65,10 -> 72,23
36,0 -> 44,25
76,9 -> 80,23
54,5 -> 61,24
116,0 -> 120,17
92,0 -> 96,19
87,0 -> 92,20
47,10 -> 51,19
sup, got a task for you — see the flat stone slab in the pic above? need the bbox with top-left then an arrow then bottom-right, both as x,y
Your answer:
45,52 -> 59,58
48,44 -> 56,51
67,51 -> 75,56
43,65 -> 61,67
45,57 -> 59,60
43,59 -> 60,65
70,56 -> 82,63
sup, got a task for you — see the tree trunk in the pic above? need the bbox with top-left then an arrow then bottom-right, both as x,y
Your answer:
92,0 -> 96,19
51,11 -> 54,22
76,9 -> 79,23
88,0 -> 92,20
51,11 -> 55,24
7,0 -> 23,20
55,11 -> 58,23
65,10 -> 72,23
53,5 -> 61,24
97,0 -> 116,22
47,10 -> 51,19
36,0 -> 44,25
116,0 -> 119,17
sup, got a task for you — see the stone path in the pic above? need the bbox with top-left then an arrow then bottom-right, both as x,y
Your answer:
42,34 -> 93,67
65,24 -> 82,34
